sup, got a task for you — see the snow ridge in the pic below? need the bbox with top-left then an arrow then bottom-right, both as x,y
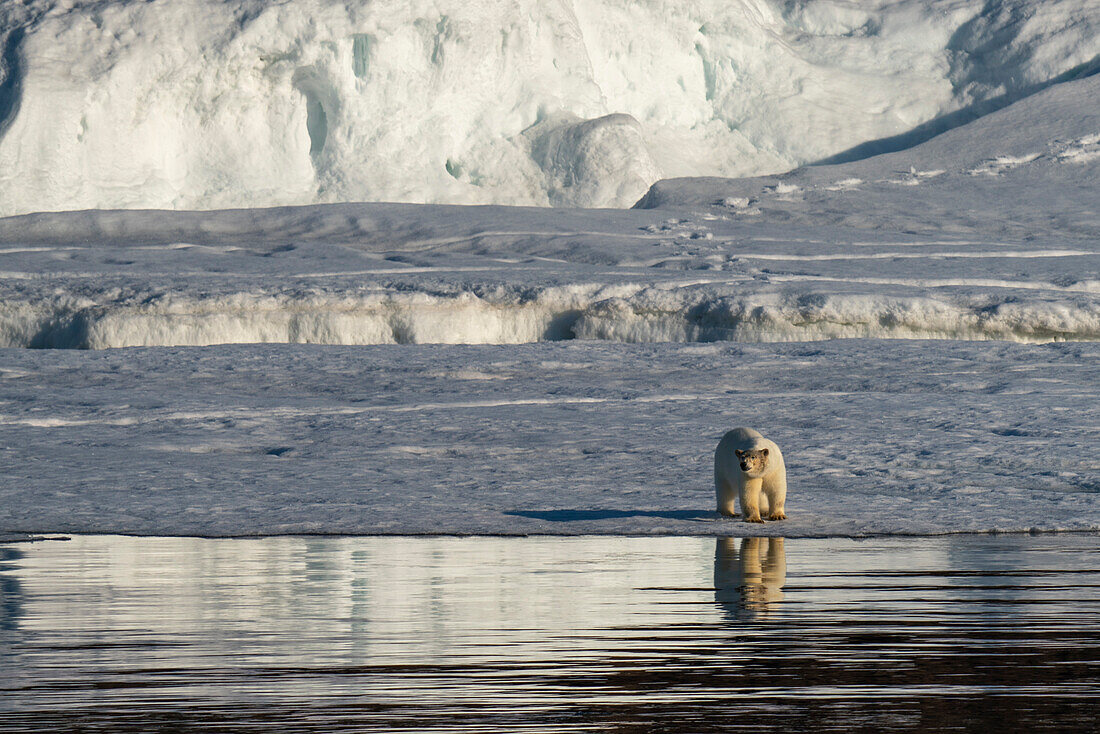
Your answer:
4,283 -> 1100,349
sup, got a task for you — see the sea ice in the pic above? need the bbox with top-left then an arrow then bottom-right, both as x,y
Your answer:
1,340 -> 1098,537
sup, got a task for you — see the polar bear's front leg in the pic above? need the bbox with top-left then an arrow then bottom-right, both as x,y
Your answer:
716,478 -> 740,517
763,474 -> 787,521
740,477 -> 764,523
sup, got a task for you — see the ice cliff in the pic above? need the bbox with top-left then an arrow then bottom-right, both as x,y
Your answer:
0,0 -> 1097,215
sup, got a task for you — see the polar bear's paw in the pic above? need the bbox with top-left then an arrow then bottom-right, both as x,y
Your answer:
744,514 -> 765,523
767,511 -> 787,521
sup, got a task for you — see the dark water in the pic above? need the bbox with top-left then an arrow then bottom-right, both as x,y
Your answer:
2,534 -> 1099,732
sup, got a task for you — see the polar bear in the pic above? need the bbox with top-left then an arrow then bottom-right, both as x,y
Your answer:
714,427 -> 787,523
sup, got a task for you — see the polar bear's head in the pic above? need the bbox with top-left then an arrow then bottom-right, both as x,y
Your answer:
735,447 -> 770,477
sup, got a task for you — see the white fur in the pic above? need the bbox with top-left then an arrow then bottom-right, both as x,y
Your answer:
714,427 -> 787,522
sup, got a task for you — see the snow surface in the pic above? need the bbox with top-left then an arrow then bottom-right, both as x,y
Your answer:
2,340 -> 1099,537
1,0 -> 1098,213
635,69 -> 1100,241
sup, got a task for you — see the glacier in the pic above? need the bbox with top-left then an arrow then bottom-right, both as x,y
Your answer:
1,0 -> 1098,214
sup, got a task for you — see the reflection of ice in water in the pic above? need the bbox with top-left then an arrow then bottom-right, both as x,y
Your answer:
713,537 -> 786,618
4,535 -> 1100,731
0,547 -> 23,634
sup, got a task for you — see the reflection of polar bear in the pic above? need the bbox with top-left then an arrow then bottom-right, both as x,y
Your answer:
714,427 -> 787,522
714,537 -> 786,618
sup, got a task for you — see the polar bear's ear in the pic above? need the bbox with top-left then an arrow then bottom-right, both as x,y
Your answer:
761,448 -> 769,456
734,449 -> 743,458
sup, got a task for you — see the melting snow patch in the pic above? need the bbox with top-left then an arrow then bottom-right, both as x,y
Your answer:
967,153 -> 1042,176
1055,134 -> 1100,164
823,178 -> 863,191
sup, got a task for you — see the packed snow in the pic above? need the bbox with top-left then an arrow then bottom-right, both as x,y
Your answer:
2,340 -> 1098,537
1,2 -> 1098,539
1,0 -> 1098,213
